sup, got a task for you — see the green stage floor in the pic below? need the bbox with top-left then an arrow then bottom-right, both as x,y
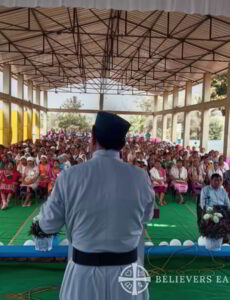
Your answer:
0,201 -> 40,245
0,193 -> 200,246
147,254 -> 230,300
0,255 -> 230,300
147,193 -> 199,244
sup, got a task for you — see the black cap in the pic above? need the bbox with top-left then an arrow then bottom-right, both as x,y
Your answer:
94,112 -> 131,150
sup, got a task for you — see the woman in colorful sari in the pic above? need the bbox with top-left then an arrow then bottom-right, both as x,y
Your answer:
200,157 -> 209,183
218,155 -> 229,174
48,159 -> 61,195
0,161 -> 20,210
170,159 -> 188,204
188,159 -> 205,195
39,155 -> 50,199
206,160 -> 214,184
150,160 -> 168,206
207,161 -> 223,183
20,157 -> 39,207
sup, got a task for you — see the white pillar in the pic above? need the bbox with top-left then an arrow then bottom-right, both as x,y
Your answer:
35,86 -> 40,106
28,81 -> 33,103
224,63 -> 230,159
11,74 -> 24,143
183,81 -> 192,147
152,95 -> 159,139
185,81 -> 192,106
17,74 -> 24,99
3,65 -> 11,95
183,112 -> 191,148
162,114 -> 168,140
171,87 -> 179,143
172,87 -> 179,108
163,90 -> 168,111
24,80 -> 33,141
200,73 -> 211,151
202,73 -> 212,103
32,86 -> 40,142
171,113 -> 178,143
200,109 -> 209,150
43,91 -> 48,135
154,95 -> 158,112
152,116 -> 158,139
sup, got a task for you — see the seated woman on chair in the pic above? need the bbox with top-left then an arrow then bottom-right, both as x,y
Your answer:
39,155 -> 50,200
48,159 -> 61,195
161,153 -> 174,178
218,155 -> 229,174
170,159 -> 188,204
206,161 -> 223,184
150,159 -> 168,206
188,159 -> 205,195
20,157 -> 39,207
0,160 -> 20,210
17,156 -> 27,176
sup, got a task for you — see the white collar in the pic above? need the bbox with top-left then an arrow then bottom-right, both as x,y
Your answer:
93,150 -> 120,160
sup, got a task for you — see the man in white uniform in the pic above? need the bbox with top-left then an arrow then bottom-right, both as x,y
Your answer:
38,112 -> 154,300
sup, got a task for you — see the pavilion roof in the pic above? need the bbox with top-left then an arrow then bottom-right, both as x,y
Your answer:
0,6 -> 230,94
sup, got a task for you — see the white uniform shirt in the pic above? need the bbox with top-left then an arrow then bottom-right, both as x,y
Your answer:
170,166 -> 188,180
208,168 -> 223,179
219,162 -> 229,174
39,150 -> 154,300
150,167 -> 165,181
36,156 -> 40,165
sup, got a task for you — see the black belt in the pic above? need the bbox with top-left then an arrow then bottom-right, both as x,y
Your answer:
72,247 -> 137,266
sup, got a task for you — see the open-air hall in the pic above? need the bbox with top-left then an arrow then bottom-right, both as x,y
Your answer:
1,1 -> 230,300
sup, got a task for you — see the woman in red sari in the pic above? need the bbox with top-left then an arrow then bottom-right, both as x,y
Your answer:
0,161 -> 20,210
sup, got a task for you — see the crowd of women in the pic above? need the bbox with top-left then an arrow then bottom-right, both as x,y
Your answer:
123,138 -> 230,205
0,130 -> 90,210
0,129 -> 230,210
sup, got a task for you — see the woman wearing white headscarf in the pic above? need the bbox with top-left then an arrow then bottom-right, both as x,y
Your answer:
20,157 -> 39,207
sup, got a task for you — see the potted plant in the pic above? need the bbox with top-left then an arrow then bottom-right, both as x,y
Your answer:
199,207 -> 229,251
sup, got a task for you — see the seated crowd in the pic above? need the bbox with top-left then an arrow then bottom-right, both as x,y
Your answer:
122,138 -> 230,207
0,130 -> 90,210
0,129 -> 230,212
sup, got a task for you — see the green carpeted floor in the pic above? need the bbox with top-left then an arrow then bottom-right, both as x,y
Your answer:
0,198 -> 40,245
146,254 -> 230,300
0,262 -> 64,300
0,255 -> 230,300
147,193 -> 200,244
0,193 -> 199,246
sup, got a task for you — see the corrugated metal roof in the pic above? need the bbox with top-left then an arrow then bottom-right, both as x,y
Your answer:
0,7 -> 230,94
